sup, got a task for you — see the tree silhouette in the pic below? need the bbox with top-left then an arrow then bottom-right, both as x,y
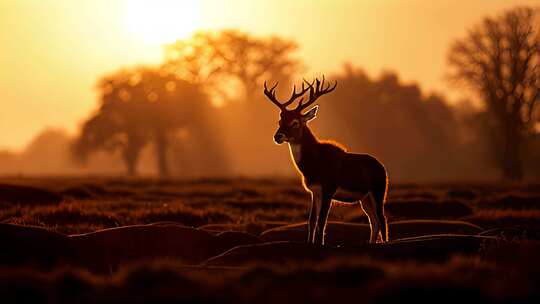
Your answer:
72,77 -> 150,176
315,64 -> 464,181
73,66 -> 216,177
164,29 -> 301,102
213,30 -> 301,100
447,7 -> 540,180
163,32 -> 222,88
164,30 -> 302,175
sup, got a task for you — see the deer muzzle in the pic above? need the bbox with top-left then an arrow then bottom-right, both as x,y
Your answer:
274,132 -> 287,144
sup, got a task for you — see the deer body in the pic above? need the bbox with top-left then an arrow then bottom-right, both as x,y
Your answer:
264,77 -> 389,245
291,128 -> 386,196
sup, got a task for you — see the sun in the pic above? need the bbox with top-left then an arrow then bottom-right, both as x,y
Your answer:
125,0 -> 201,44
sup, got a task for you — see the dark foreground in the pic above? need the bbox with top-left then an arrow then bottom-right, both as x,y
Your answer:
1,177 -> 539,303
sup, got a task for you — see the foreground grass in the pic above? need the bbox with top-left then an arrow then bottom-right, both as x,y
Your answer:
1,250 -> 539,303
1,177 -> 539,303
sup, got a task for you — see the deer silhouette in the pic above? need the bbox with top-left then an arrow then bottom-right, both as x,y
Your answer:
263,77 -> 389,244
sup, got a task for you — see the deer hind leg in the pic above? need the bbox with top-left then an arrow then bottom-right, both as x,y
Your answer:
307,185 -> 322,244
360,192 -> 381,244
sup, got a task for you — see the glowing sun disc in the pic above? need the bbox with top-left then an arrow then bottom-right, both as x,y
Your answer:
125,0 -> 201,44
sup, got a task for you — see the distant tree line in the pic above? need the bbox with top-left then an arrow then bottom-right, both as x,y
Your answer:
73,31 -> 299,177
68,7 -> 539,181
315,65 -> 466,181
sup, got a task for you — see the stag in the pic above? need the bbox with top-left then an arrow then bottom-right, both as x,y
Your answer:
263,77 -> 389,244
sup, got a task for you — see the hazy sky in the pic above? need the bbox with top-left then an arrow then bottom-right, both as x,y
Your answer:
0,0 -> 537,150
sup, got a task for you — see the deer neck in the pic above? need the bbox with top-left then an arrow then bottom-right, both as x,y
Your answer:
288,126 -> 318,164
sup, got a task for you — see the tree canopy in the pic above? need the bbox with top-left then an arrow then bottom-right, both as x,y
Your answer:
73,66 -> 215,177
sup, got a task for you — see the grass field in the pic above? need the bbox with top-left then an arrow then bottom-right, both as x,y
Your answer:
1,177 -> 539,303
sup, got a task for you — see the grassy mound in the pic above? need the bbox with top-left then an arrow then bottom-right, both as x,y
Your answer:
0,184 -> 62,206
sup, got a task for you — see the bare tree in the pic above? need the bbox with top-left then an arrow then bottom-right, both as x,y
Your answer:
447,7 -> 540,180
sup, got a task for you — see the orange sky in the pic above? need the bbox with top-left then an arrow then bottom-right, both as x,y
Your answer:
0,0 -> 537,150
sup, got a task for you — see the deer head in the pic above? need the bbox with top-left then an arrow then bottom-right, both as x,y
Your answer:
263,76 -> 337,144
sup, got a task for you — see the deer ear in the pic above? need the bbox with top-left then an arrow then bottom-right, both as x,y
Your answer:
302,105 -> 319,122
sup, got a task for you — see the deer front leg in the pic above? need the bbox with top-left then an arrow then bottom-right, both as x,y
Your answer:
307,185 -> 322,244
314,194 -> 332,245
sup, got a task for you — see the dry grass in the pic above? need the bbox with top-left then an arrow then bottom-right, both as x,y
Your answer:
0,177 -> 539,303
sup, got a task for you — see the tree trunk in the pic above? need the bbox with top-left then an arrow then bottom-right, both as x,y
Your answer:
500,125 -> 524,181
125,156 -> 137,176
155,132 -> 170,178
123,147 -> 139,177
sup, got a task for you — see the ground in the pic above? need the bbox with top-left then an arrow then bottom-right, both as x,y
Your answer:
0,177 -> 539,303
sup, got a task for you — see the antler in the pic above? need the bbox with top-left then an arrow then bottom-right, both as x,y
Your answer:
263,80 -> 313,110
296,75 -> 337,111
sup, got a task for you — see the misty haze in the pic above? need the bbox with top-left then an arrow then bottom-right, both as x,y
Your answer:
0,1 -> 539,303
